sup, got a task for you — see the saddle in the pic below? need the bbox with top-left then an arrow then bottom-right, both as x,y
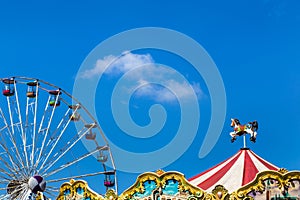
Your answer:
234,125 -> 247,136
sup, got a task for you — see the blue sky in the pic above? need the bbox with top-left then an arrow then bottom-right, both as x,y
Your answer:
0,0 -> 300,195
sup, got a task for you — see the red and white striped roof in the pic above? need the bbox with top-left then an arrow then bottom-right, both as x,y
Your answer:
188,148 -> 279,193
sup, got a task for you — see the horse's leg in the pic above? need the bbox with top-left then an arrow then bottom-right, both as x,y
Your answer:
245,129 -> 254,142
230,132 -> 236,137
253,131 -> 257,138
249,130 -> 257,142
230,132 -> 236,142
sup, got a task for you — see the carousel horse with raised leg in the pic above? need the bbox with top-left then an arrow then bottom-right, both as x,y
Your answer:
230,118 -> 258,143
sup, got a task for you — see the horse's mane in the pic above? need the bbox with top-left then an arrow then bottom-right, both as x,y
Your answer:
233,118 -> 240,125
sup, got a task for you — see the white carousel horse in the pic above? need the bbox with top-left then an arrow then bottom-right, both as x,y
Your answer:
230,118 -> 258,143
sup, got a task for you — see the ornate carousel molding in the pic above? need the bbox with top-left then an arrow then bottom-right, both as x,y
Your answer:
56,179 -> 105,200
231,169 -> 300,199
57,169 -> 300,200
119,170 -> 206,200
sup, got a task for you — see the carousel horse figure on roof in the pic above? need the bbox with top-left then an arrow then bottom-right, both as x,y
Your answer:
230,118 -> 258,143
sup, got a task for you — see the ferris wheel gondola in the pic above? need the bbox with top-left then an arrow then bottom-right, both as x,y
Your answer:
0,77 -> 117,199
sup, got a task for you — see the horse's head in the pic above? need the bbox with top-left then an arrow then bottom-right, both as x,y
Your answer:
231,118 -> 240,127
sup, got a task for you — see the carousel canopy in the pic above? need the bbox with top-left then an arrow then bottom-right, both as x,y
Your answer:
188,148 -> 279,193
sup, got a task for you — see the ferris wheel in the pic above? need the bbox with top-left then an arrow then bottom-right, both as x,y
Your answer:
0,77 -> 117,199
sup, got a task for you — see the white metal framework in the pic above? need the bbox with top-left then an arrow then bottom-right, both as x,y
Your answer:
0,77 -> 117,199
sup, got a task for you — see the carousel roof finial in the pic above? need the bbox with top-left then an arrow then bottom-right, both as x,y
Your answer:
229,118 -> 258,148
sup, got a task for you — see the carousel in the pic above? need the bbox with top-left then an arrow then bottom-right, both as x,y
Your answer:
0,77 -> 300,200
57,119 -> 300,200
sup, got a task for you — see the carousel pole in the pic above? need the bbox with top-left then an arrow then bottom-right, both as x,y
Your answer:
243,133 -> 247,148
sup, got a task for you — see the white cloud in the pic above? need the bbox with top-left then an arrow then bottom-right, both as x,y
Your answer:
135,80 -> 203,102
80,51 -> 204,102
80,52 -> 154,78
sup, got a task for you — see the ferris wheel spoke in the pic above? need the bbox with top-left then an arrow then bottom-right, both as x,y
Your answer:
38,106 -> 79,171
44,189 -> 59,198
0,108 -> 12,136
0,108 -> 27,170
0,142 -> 25,173
29,84 -> 39,169
0,156 -> 21,178
42,189 -> 57,199
38,126 -> 92,175
35,93 -> 59,168
37,95 -> 51,134
0,136 -> 22,173
43,146 -> 104,178
0,184 -> 7,189
45,185 -> 60,196
46,185 -> 59,190
6,97 -> 15,135
17,190 -> 31,200
25,93 -> 30,127
14,82 -> 30,170
47,170 -> 115,183
0,178 -> 14,184
32,94 -> 51,170
1,129 -> 26,171
0,123 -> 24,170
38,125 -> 85,173
6,183 -> 27,199
0,193 -> 11,200
97,126 -> 117,172
0,172 -> 15,183
0,157 -> 20,179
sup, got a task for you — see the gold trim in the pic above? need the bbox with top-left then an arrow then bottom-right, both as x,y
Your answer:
56,170 -> 300,200
106,189 -> 118,200
56,179 -> 105,200
212,185 -> 229,200
232,169 -> 300,199
119,171 -> 206,200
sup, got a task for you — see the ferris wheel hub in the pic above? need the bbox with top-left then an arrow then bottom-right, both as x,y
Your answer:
28,175 -> 46,194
